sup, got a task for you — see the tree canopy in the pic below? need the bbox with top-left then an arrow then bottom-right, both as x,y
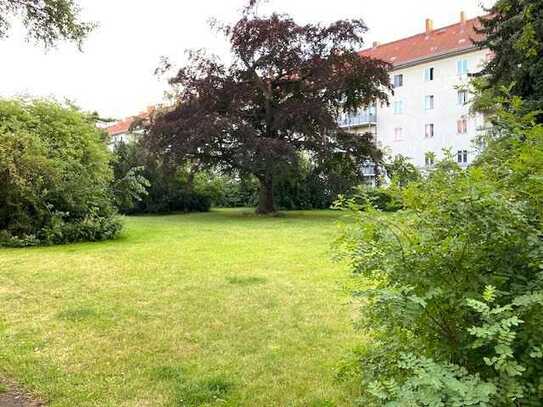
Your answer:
475,0 -> 543,112
0,0 -> 95,47
0,98 -> 121,246
145,3 -> 391,213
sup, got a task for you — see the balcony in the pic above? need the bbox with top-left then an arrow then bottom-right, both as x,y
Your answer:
361,163 -> 376,177
338,109 -> 377,128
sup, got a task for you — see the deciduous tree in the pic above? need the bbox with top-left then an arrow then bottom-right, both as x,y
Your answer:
145,3 -> 390,213
0,0 -> 95,48
475,0 -> 543,112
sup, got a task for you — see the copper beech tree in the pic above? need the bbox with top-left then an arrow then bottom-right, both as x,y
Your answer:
145,4 -> 391,214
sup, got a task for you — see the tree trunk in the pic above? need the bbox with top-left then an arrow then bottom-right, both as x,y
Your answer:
256,175 -> 276,214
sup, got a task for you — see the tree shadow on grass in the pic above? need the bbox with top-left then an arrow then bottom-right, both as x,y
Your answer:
205,208 -> 344,222
226,276 -> 267,286
127,207 -> 343,222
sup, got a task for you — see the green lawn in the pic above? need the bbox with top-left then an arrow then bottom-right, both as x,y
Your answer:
0,209 -> 361,406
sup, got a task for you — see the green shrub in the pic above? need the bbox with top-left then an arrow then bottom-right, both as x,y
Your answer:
112,141 -> 211,214
193,171 -> 259,208
335,101 -> 543,405
125,149 -> 367,212
348,185 -> 403,212
197,153 -> 367,210
270,153 -> 368,210
384,154 -> 421,188
0,98 -> 121,247
367,354 -> 497,406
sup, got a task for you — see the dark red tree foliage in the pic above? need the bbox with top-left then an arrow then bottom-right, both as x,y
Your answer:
145,4 -> 391,213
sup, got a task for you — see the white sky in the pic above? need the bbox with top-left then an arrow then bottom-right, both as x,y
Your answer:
0,0 -> 494,120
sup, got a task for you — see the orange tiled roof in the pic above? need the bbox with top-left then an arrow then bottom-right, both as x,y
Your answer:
105,107 -> 155,137
105,117 -> 136,136
360,16 -> 485,68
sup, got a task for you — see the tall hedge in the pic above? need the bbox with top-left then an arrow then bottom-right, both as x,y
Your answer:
0,99 -> 121,246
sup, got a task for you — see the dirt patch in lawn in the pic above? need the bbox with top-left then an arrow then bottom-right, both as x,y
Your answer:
0,379 -> 44,407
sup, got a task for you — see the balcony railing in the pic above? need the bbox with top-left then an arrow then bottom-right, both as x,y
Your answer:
360,159 -> 377,177
338,109 -> 377,128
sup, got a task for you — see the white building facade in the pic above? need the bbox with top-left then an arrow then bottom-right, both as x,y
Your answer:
342,13 -> 490,171
105,107 -> 155,149
378,49 -> 488,168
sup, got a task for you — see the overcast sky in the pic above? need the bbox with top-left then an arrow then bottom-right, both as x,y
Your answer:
0,0 -> 494,119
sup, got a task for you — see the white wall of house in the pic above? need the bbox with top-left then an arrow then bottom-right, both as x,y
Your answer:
376,48 -> 489,169
108,131 -> 142,150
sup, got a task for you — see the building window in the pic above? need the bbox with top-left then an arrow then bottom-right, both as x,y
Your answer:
425,123 -> 434,138
425,152 -> 435,167
458,90 -> 468,105
457,150 -> 468,164
393,74 -> 403,88
457,59 -> 469,76
393,100 -> 403,115
424,67 -> 434,81
425,95 -> 435,111
394,127 -> 403,141
457,117 -> 468,134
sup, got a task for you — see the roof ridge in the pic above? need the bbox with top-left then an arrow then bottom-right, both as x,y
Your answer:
360,15 -> 482,54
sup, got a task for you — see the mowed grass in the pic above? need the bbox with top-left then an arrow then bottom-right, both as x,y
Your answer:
0,209 -> 361,406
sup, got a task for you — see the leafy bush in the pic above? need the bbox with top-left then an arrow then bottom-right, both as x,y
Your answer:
384,154 -> 421,188
112,166 -> 150,212
191,153 -> 366,211
0,98 -> 121,247
335,101 -> 543,405
192,171 -> 259,208
348,185 -> 403,212
271,155 -> 362,210
113,143 -> 382,213
241,154 -> 369,210
111,141 -> 211,214
367,353 -> 496,406
334,155 -> 418,214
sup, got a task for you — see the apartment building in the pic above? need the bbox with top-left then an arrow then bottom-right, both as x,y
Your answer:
109,14 -> 489,171
105,107 -> 155,149
340,12 -> 490,170
105,116 -> 140,147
